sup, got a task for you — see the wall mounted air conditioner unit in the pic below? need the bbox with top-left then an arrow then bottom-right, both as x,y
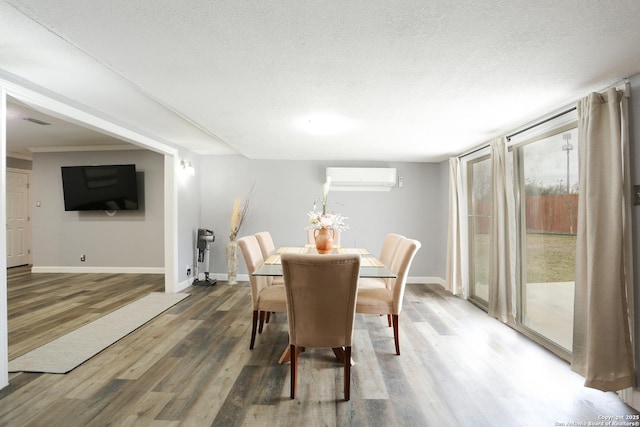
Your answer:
326,167 -> 397,192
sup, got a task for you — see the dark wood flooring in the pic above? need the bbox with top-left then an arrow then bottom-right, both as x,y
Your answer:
1,267 -> 637,426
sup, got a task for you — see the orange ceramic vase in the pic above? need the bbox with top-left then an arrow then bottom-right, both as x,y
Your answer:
314,227 -> 334,254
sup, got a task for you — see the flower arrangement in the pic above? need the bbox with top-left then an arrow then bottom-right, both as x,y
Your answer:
307,177 -> 349,231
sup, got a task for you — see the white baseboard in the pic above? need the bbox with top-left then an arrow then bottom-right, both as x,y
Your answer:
409,276 -> 446,287
175,278 -> 193,292
24,271 -> 446,290
207,273 -> 445,287
210,273 -> 250,283
31,266 -> 165,274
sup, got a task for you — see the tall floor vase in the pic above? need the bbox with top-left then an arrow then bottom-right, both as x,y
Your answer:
226,240 -> 239,285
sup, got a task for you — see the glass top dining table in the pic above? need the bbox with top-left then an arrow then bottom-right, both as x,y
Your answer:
252,245 -> 396,278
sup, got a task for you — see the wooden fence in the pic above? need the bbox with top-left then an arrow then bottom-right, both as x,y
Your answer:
525,194 -> 578,234
471,194 -> 578,235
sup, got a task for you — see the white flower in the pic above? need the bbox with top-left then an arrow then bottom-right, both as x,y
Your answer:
307,211 -> 349,231
306,177 -> 348,231
323,177 -> 331,198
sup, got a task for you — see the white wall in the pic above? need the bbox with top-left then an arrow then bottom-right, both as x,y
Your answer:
176,151 -> 202,288
31,150 -> 164,271
199,156 -> 447,280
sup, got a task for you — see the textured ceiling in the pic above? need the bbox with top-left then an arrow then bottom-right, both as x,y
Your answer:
2,1 -> 640,162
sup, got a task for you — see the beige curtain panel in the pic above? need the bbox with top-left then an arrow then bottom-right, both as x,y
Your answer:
572,86 -> 635,392
446,157 -> 464,295
488,138 -> 515,324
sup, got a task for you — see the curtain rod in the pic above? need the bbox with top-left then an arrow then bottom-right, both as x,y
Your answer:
458,106 -> 577,159
506,106 -> 576,141
457,77 -> 629,159
458,143 -> 490,159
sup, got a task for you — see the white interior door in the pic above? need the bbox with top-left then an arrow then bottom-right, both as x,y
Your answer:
6,169 -> 30,268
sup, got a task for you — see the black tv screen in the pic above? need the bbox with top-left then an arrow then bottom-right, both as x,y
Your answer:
61,164 -> 140,211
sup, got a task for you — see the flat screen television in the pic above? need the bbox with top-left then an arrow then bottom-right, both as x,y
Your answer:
61,164 -> 140,211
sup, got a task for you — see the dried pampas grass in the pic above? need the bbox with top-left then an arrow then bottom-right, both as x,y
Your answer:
229,184 -> 254,240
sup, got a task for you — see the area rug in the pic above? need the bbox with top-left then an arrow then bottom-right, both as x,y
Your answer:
9,292 -> 190,374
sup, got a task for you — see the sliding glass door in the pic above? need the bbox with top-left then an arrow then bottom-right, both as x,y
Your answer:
464,123 -> 578,358
467,155 -> 491,309
514,126 -> 578,355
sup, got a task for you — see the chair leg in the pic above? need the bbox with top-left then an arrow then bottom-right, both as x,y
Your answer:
266,311 -> 271,323
258,311 -> 266,334
392,314 -> 400,355
250,310 -> 259,350
344,346 -> 351,401
290,344 -> 298,399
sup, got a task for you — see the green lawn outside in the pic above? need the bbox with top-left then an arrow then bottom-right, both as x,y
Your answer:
525,233 -> 576,283
473,233 -> 576,284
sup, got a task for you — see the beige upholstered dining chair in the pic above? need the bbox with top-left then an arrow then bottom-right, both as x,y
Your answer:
255,231 -> 276,259
355,237 -> 421,355
358,233 -> 405,290
378,233 -> 406,267
306,228 -> 341,247
255,231 -> 284,286
281,253 -> 360,401
237,235 -> 287,350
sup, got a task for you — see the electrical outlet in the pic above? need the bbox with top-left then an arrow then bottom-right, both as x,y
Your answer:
80,254 -> 86,262
186,265 -> 191,276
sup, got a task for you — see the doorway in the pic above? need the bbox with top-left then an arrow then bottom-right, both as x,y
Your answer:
1,85 -> 179,389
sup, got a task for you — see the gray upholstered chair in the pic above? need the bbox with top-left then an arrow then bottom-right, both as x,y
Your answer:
281,253 -> 360,400
255,231 -> 284,286
306,228 -> 342,247
237,235 -> 287,349
355,237 -> 421,355
358,233 -> 405,290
